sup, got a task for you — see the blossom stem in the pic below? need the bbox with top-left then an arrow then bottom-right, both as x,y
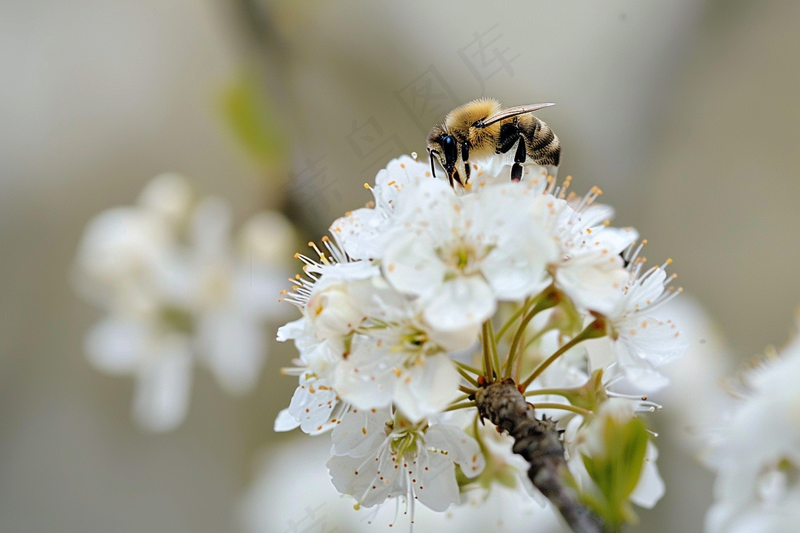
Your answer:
523,388 -> 574,398
519,318 -> 607,390
481,321 -> 496,382
453,360 -> 483,376
523,325 -> 555,352
459,385 -> 477,395
471,413 -> 488,455
456,366 -> 480,387
487,319 -> 502,379
495,295 -> 536,341
444,401 -> 477,412
504,287 -> 560,380
532,402 -> 593,418
451,392 -> 474,404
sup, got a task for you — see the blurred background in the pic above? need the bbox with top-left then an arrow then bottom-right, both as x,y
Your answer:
1,0 -> 799,531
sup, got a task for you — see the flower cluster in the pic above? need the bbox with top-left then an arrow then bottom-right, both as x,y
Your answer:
275,154 -> 687,525
705,322 -> 800,533
74,174 -> 295,431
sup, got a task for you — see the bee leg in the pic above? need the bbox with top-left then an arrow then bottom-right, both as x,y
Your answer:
496,123 -> 519,154
511,137 -> 527,182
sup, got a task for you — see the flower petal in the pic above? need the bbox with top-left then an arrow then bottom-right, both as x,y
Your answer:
423,276 -> 496,332
132,334 -> 192,432
425,424 -> 485,479
330,407 -> 391,457
393,355 -> 460,423
413,451 -> 460,511
382,233 -> 446,300
198,310 -> 265,395
273,408 -> 300,432
629,442 -> 665,508
84,316 -> 146,374
333,336 -> 395,411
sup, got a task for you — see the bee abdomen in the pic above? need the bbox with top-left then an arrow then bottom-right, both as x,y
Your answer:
526,117 -> 561,167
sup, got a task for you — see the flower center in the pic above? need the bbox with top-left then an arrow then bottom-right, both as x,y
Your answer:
757,457 -> 799,505
385,417 -> 426,460
440,239 -> 492,276
159,305 -> 194,334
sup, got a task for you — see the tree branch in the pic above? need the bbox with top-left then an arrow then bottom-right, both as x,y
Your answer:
474,379 -> 610,533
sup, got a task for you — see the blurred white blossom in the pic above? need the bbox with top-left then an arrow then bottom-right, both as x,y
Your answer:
705,317 -> 800,533
74,173 -> 295,431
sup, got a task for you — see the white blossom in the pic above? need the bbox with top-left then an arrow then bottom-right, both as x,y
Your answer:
705,333 -> 800,533
334,334 -> 461,423
544,191 -> 638,315
331,155 -> 430,261
273,317 -> 347,435
382,177 -> 556,332
595,253 -> 688,391
74,174 -> 294,431
327,408 -> 484,512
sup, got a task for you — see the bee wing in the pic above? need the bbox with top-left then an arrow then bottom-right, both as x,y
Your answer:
479,103 -> 556,127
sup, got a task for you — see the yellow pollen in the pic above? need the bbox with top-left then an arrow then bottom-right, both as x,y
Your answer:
363,183 -> 370,189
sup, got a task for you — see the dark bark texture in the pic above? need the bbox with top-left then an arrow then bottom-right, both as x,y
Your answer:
474,379 -> 610,533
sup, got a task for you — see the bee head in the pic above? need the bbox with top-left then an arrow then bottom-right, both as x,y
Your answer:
426,126 -> 461,186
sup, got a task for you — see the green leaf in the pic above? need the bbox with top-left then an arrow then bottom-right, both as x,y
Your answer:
219,73 -> 287,168
580,415 -> 649,528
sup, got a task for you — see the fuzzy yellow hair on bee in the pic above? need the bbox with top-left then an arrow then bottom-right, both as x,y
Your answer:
426,98 -> 560,188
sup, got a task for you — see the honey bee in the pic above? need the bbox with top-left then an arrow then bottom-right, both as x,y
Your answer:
426,98 -> 560,187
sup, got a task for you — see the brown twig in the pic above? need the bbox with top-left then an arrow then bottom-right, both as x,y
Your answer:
474,379 -> 610,533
